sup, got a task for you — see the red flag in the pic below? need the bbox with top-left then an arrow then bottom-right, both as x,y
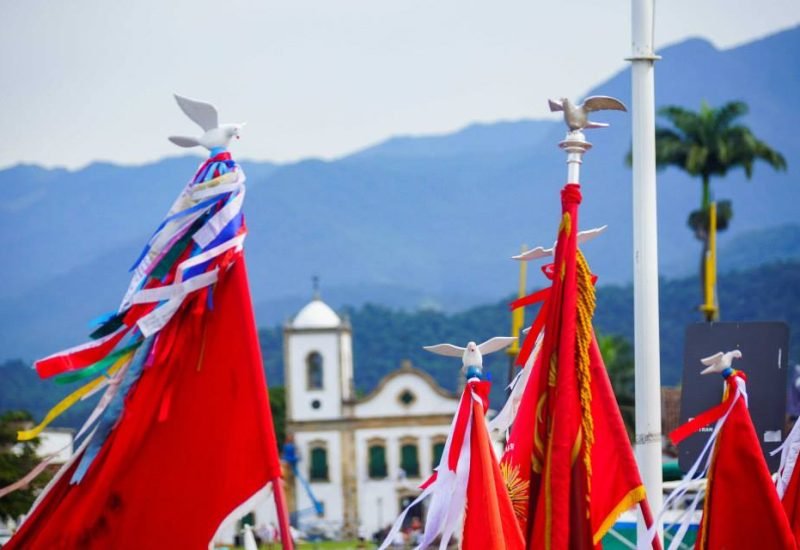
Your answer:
500,184 -> 656,549
463,381 -> 525,550
691,372 -> 795,549
6,258 -> 282,549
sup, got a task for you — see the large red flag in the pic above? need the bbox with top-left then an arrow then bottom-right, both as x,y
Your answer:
6,259 -> 282,549
4,154 -> 286,549
500,184 -> 657,549
678,371 -> 796,549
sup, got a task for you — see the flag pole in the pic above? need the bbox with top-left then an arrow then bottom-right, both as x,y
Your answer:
272,476 -> 294,550
628,0 -> 663,541
559,130 -> 592,184
506,244 -> 528,392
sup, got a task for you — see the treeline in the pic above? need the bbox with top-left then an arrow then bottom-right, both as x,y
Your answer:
3,260 -> 799,429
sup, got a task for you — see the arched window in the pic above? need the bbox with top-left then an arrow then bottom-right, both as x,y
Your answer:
307,351 -> 323,390
368,438 -> 387,479
431,437 -> 446,471
309,442 -> 329,481
400,437 -> 420,479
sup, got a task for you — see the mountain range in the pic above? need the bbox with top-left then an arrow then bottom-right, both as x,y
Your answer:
0,26 -> 798,363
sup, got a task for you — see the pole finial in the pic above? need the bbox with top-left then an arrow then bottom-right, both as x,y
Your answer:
548,95 -> 626,184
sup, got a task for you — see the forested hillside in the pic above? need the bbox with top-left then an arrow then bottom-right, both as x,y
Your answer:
3,260 -> 798,428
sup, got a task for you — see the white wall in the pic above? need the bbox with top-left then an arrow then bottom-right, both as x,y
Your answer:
287,332 -> 343,422
354,425 -> 451,537
354,372 -> 458,419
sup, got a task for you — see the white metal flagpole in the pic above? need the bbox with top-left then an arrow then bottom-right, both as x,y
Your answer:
628,0 -> 663,542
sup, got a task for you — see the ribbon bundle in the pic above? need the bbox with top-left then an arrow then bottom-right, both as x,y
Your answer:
12,152 -> 248,481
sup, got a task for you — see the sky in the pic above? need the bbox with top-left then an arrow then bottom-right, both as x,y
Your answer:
2,0 -> 799,170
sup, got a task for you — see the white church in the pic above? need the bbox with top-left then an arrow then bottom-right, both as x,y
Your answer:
284,294 -> 462,539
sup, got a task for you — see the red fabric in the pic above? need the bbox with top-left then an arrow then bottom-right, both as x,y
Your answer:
463,381 -> 525,550
448,385 -> 474,472
782,451 -> 800,545
695,378 -> 795,550
669,389 -> 737,445
500,184 -> 654,549
585,338 -> 655,548
6,258 -> 282,549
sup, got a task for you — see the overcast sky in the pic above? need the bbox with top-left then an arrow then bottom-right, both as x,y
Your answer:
2,1 -> 798,169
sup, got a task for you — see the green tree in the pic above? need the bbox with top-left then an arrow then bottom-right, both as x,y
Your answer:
598,334 -> 635,440
0,411 -> 53,520
268,386 -> 286,451
629,101 -> 787,318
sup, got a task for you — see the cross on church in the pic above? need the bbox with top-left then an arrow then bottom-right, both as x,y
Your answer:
312,275 -> 320,298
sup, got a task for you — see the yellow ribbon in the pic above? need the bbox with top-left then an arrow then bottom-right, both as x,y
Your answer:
17,351 -> 132,441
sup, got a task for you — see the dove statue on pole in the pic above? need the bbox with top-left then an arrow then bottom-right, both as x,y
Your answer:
699,349 -> 743,376
423,336 -> 518,380
168,94 -> 246,154
548,96 -> 627,131
548,96 -> 627,184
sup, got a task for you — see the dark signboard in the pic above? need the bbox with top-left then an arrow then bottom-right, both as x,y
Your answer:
679,322 -> 790,472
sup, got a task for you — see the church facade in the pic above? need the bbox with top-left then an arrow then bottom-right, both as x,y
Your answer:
284,296 -> 460,538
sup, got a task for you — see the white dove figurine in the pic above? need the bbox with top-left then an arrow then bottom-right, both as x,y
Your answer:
700,349 -> 743,375
513,225 -> 607,262
548,96 -> 627,131
424,336 -> 517,381
168,94 -> 245,152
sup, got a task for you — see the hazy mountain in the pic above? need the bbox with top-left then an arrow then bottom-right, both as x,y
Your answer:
0,26 -> 798,362
5,260 -> 799,429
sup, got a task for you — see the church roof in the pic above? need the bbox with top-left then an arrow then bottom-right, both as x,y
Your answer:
291,298 -> 341,329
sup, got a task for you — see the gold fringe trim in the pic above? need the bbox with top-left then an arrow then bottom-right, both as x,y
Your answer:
592,485 -> 647,544
575,250 -> 597,506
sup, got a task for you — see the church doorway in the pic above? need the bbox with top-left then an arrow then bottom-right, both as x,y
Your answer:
399,495 -> 425,529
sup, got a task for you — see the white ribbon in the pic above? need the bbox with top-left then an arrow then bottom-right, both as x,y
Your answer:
35,325 -> 128,366
176,233 -> 246,283
193,186 -> 246,249
134,269 -> 219,338
773,412 -> 800,498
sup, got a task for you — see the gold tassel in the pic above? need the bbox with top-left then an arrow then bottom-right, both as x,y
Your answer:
575,250 -> 597,499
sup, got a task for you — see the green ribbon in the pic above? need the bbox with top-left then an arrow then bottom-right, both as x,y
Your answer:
53,342 -> 142,385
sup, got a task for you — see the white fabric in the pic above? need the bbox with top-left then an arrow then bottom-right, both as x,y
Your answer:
774,414 -> 800,498
487,334 -> 542,435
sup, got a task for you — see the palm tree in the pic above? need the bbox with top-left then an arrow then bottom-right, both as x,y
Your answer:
630,101 -> 787,318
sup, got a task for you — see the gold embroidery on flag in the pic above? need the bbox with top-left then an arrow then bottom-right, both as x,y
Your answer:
501,462 -> 529,520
